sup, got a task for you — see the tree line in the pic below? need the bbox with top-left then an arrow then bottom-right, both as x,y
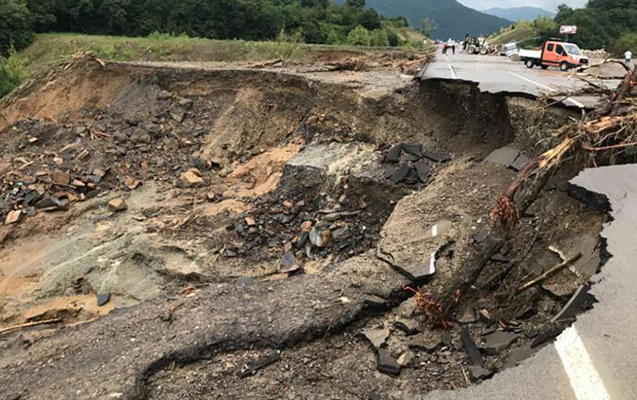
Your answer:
0,0 -> 416,56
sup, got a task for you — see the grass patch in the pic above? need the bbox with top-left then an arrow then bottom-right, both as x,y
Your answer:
0,50 -> 27,98
16,33 -> 430,76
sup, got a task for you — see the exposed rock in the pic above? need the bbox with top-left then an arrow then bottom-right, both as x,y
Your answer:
107,198 -> 127,213
397,350 -> 415,367
179,170 -> 204,187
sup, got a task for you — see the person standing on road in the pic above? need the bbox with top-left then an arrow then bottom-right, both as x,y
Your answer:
446,38 -> 456,55
463,34 -> 470,52
625,50 -> 632,65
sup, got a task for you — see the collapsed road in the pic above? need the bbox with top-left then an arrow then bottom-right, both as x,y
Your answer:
421,52 -> 623,109
0,51 -> 629,400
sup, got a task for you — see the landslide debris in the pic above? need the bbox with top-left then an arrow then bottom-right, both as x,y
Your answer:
0,56 -> 609,400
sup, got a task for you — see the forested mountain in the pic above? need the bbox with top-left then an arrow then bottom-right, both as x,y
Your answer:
483,6 -> 555,22
337,0 -> 512,39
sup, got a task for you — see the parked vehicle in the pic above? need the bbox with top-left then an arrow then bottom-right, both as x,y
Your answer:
520,40 -> 589,71
501,42 -> 519,57
466,37 -> 489,55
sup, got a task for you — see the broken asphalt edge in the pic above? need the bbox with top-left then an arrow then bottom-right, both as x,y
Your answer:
414,164 -> 636,400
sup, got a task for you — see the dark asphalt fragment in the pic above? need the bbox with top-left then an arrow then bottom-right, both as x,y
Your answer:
481,331 -> 519,355
402,143 -> 423,158
422,151 -> 451,163
461,329 -> 484,366
414,160 -> 431,183
239,352 -> 282,378
386,144 -> 403,163
390,164 -> 410,184
377,349 -> 401,376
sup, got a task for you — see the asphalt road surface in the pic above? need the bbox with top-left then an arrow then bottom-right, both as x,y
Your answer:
421,51 -> 621,109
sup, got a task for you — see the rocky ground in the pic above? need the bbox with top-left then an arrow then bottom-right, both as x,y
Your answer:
0,54 -> 607,400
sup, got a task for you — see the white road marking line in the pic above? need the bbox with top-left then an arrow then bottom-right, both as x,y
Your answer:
508,71 -> 556,91
448,64 -> 457,79
428,252 -> 437,275
507,71 -> 585,108
555,326 -> 611,400
431,225 -> 438,238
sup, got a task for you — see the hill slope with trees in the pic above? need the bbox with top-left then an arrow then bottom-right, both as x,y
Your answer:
350,0 -> 512,39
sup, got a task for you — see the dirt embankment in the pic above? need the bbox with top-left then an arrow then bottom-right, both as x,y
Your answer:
0,57 -> 606,400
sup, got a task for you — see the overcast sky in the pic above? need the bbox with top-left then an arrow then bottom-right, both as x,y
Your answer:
458,0 -> 588,12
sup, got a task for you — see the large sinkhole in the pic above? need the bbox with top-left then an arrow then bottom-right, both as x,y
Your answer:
0,61 -> 611,400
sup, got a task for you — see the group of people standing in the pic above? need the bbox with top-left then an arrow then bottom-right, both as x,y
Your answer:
442,34 -> 471,55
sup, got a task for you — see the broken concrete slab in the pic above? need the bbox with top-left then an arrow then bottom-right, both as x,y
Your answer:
485,146 -> 530,171
362,327 -> 390,349
377,349 -> 401,376
485,147 -> 519,168
467,365 -> 493,381
480,331 -> 520,355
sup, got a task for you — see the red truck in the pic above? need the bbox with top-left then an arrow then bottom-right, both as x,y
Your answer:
520,40 -> 589,71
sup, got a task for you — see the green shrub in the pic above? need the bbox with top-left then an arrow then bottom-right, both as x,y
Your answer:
614,33 -> 637,56
0,49 -> 27,98
346,25 -> 371,47
0,0 -> 34,56
370,29 -> 390,47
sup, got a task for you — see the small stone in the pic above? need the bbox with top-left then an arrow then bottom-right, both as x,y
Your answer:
206,192 -> 216,202
28,137 -> 38,144
113,131 -> 128,142
125,177 -> 141,190
408,332 -> 442,353
107,198 -> 127,213
332,226 -> 350,241
377,349 -> 401,376
52,170 -> 70,185
281,251 -> 296,269
245,217 -> 257,226
97,293 -> 111,307
130,128 -> 151,144
456,307 -> 477,324
301,221 -> 313,232
5,210 -> 22,224
157,90 -> 172,100
397,350 -> 415,367
283,200 -> 294,208
179,170 -> 204,187
72,179 -> 85,188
